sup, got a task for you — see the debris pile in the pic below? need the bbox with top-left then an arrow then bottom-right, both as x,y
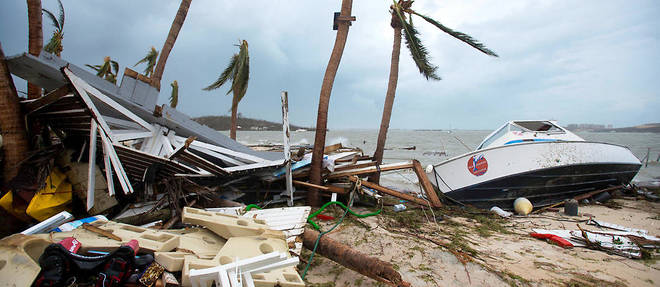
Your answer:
1,52 -> 419,286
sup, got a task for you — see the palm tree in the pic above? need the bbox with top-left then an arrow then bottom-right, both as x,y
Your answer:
135,47 -> 159,77
308,0 -> 354,206
42,0 -> 64,57
27,0 -> 43,99
369,0 -> 498,183
0,43 -> 29,185
151,0 -> 192,90
170,80 -> 178,108
203,40 -> 249,140
86,56 -> 119,84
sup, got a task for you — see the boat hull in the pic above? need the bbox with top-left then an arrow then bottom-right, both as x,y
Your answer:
427,141 -> 641,209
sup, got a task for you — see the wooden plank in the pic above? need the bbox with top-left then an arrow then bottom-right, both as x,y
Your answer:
178,136 -> 266,164
334,161 -> 376,172
335,155 -> 372,163
64,69 -> 154,132
326,161 -> 414,179
23,85 -> 72,114
293,180 -> 347,194
412,159 -> 442,207
101,134 -> 115,196
65,68 -> 121,143
323,143 -> 343,154
112,131 -> 153,142
87,119 -> 98,211
98,129 -> 134,194
348,176 -> 430,206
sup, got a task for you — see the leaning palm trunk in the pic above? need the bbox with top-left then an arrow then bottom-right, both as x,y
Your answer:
151,0 -> 192,90
309,0 -> 354,206
26,0 -> 42,99
370,27 -> 402,184
0,44 -> 29,185
230,88 -> 239,140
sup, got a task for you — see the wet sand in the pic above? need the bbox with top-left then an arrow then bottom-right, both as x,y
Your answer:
302,193 -> 660,286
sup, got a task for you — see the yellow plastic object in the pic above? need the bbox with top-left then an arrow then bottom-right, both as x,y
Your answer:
0,191 -> 32,222
513,197 -> 533,215
26,168 -> 72,221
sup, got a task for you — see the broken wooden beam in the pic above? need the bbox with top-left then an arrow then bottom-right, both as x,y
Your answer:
326,161 -> 414,179
302,229 -> 410,287
348,176 -> 431,207
293,180 -> 347,194
323,143 -> 343,154
412,159 -> 442,207
333,161 -> 377,172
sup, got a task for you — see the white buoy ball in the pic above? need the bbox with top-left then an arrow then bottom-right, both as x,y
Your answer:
513,197 -> 533,215
425,164 -> 434,173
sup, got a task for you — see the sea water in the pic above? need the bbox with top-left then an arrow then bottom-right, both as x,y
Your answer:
233,129 -> 660,184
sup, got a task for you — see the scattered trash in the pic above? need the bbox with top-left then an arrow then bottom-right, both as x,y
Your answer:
513,197 -> 533,215
393,204 -> 407,212
593,192 -> 611,203
564,199 -> 578,216
21,211 -> 73,235
490,206 -> 512,218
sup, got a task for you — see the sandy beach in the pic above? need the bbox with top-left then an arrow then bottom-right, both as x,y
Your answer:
302,185 -> 660,287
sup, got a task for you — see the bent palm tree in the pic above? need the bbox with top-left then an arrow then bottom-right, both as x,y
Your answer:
151,0 -> 192,90
203,40 -> 249,140
370,0 -> 498,183
42,0 -> 64,57
86,56 -> 119,84
27,0 -> 43,99
308,0 -> 354,206
170,80 -> 178,108
135,47 -> 158,77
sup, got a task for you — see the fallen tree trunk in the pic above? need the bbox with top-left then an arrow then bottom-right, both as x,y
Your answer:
302,229 -> 410,287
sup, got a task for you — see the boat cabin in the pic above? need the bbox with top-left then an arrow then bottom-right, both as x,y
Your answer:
476,120 -> 583,150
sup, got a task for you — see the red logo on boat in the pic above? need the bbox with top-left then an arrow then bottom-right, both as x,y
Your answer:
467,154 -> 488,176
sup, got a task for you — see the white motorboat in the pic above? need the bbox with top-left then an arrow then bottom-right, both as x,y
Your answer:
426,120 -> 641,209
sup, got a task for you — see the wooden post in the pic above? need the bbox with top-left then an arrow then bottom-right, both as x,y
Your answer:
412,159 -> 442,207
281,91 -> 294,206
348,176 -> 430,206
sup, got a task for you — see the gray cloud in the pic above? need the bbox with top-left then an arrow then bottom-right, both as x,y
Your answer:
1,0 -> 658,130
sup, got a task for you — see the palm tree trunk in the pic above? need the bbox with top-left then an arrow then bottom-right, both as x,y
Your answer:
26,0 -> 42,99
370,27 -> 402,184
230,94 -> 238,140
0,43 -> 29,185
151,0 -> 192,91
309,0 -> 353,206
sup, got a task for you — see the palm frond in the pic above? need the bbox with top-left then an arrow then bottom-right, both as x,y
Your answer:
41,9 -> 60,30
56,0 -> 65,29
394,4 -> 440,80
231,40 -> 250,105
170,80 -> 179,108
203,54 -> 238,91
412,11 -> 498,57
134,47 -> 159,76
111,60 -> 119,74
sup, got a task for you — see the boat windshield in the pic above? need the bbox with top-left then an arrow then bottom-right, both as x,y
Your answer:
477,121 -> 566,150
513,121 -> 563,132
477,124 -> 509,150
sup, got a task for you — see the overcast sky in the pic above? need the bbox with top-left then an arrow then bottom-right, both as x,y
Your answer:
1,0 -> 659,130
